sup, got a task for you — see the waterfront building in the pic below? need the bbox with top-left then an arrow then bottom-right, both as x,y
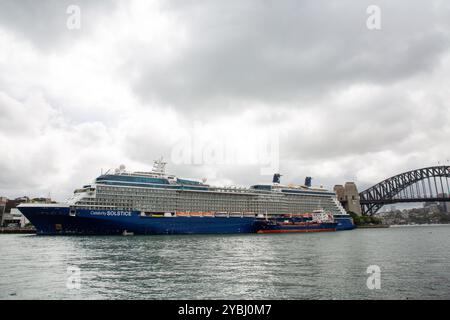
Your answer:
436,193 -> 450,213
0,197 -> 6,226
1,196 -> 50,227
1,208 -> 29,227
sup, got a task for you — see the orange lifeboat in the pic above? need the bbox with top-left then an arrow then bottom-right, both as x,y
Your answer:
202,212 -> 214,217
189,212 -> 203,217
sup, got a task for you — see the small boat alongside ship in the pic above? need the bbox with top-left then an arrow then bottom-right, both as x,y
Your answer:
18,159 -> 354,235
256,210 -> 338,234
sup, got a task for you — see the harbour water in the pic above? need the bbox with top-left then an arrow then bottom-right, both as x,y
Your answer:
1,225 -> 449,300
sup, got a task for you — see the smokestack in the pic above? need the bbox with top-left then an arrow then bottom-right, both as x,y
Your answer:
273,173 -> 281,184
305,177 -> 312,187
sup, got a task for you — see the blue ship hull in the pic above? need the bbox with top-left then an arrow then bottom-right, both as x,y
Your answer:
18,206 -> 259,235
18,205 -> 356,235
334,216 -> 356,231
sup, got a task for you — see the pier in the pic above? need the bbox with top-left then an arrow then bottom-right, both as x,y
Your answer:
0,227 -> 36,234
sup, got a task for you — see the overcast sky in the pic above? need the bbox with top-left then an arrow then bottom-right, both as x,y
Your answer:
1,0 -> 450,201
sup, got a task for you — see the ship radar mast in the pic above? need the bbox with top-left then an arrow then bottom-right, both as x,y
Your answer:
152,157 -> 167,175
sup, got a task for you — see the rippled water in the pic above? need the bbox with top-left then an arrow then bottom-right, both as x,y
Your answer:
1,225 -> 450,299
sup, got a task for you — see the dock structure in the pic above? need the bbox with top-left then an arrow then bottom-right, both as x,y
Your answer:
0,227 -> 36,234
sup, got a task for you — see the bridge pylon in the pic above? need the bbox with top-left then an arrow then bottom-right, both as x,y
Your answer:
334,182 -> 362,215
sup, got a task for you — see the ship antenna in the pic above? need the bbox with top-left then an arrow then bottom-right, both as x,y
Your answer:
153,157 -> 167,175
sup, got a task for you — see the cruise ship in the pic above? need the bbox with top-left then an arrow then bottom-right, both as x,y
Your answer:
18,159 -> 354,235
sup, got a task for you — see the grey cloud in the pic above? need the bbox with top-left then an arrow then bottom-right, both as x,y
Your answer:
0,0 -> 117,51
1,0 -> 450,200
127,0 -> 450,114
281,89 -> 450,162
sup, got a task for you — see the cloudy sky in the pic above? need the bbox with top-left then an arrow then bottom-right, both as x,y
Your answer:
1,0 -> 450,201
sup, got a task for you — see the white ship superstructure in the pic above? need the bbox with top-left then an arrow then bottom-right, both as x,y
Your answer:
68,159 -> 348,218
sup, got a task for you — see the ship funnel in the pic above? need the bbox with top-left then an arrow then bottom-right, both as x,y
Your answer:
273,173 -> 281,184
305,177 -> 312,187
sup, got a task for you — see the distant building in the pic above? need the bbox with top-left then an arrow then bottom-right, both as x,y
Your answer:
30,197 -> 52,204
437,193 -> 450,213
425,203 -> 441,214
0,197 -> 7,226
424,201 -> 439,208
1,208 -> 29,227
1,196 -> 52,227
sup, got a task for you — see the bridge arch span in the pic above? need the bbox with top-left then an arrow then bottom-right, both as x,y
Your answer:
359,166 -> 450,215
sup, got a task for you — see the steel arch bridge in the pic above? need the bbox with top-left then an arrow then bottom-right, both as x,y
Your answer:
359,166 -> 450,215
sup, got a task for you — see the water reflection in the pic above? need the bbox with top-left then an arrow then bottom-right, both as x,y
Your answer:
1,225 -> 450,299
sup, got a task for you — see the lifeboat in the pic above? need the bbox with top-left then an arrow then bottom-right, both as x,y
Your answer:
214,212 -> 228,217
243,212 -> 256,217
202,212 -> 214,217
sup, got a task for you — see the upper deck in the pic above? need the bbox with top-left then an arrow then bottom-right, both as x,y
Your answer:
72,158 -> 336,199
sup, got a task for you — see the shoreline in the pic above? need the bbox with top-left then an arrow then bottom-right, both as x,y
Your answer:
356,224 -> 390,229
0,228 -> 36,234
389,223 -> 450,227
